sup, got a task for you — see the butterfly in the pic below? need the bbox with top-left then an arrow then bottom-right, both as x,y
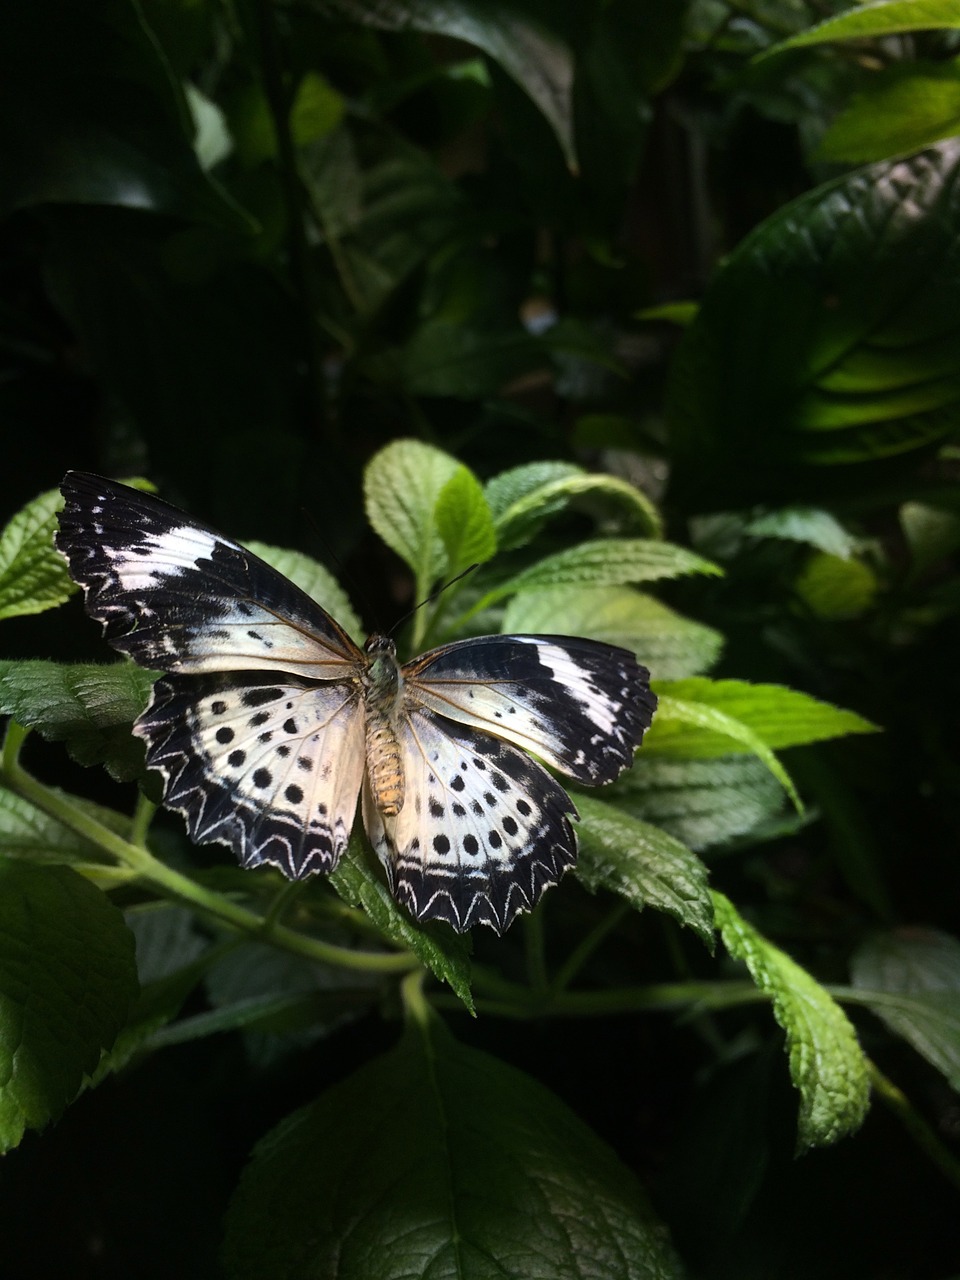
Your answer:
56,472 -> 657,932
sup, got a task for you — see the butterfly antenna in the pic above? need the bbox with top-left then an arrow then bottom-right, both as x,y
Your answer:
390,563 -> 480,639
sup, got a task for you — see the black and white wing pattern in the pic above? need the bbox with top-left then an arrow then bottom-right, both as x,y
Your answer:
57,472 -> 368,877
371,634 -> 656,932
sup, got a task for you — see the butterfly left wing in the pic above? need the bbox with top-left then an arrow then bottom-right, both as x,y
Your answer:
57,472 -> 363,679
363,709 -> 577,933
403,634 -> 656,784
137,673 -> 366,877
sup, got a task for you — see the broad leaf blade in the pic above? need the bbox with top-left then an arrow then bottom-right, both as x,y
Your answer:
490,470 -> 662,550
0,861 -> 138,1150
765,0 -> 960,58
713,891 -> 871,1150
0,660 -> 155,783
645,679 -> 878,754
435,465 -> 497,576
575,795 -> 714,948
0,487 -> 75,621
668,141 -> 960,506
223,1018 -> 683,1279
502,586 -> 723,679
364,439 -> 460,594
851,928 -> 960,1090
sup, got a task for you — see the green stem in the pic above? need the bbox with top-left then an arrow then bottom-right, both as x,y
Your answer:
130,793 -> 157,847
401,967 -> 432,1029
1,751 -> 416,975
868,1058 -> 960,1194
524,909 -> 549,992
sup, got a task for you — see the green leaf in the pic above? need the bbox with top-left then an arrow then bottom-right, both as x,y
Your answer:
434,466 -> 497,577
794,552 -> 879,619
667,141 -> 960,505
0,861 -> 138,1150
608,755 -> 787,852
744,506 -> 858,558
0,787 -> 110,865
0,486 -> 75,621
223,1018 -> 683,1279
817,62 -> 960,164
306,0 -> 577,171
489,467 -> 662,550
364,439 -> 460,596
399,319 -> 538,398
0,660 -> 155,783
763,0 -> 960,58
574,796 -> 714,948
289,71 -> 345,146
244,541 -> 364,643
850,928 -> 960,1090
901,500 -> 960,577
502,587 -> 723,679
712,891 -> 870,1150
329,840 -> 474,1012
486,537 -> 721,605
644,678 -> 878,755
649,695 -> 802,810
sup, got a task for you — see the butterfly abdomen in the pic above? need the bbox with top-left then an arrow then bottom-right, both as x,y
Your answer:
362,633 -> 405,816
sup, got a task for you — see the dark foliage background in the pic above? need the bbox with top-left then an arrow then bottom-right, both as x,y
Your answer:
2,1 -> 960,1277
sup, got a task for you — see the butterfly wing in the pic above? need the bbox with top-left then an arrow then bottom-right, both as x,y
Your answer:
403,634 -> 656,784
138,674 -> 366,877
57,472 -> 362,678
57,473 -> 368,876
363,709 -> 577,933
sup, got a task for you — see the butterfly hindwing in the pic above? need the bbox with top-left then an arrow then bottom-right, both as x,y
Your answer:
57,472 -> 362,679
363,709 -> 578,933
137,674 -> 366,877
404,634 -> 656,783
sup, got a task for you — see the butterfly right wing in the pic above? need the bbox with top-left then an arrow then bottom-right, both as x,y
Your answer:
57,472 -> 362,680
137,673 -> 366,877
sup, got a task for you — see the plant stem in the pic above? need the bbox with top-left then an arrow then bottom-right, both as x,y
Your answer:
868,1058 -> 960,1194
552,901 -> 630,991
0,744 -> 416,975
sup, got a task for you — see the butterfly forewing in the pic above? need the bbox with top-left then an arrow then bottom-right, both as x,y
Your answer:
57,472 -> 363,679
403,634 -> 656,784
137,674 -> 366,877
363,709 -> 578,933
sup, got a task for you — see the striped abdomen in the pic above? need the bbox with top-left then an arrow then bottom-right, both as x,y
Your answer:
365,705 -> 404,815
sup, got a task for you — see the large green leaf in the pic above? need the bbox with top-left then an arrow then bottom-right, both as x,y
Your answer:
817,62 -> 960,165
713,892 -> 871,1150
223,1017 -> 683,1279
574,796 -> 714,947
644,678 -> 877,755
502,586 -> 723,679
608,755 -> 788,851
487,466 -> 662,550
363,439 -> 461,597
0,487 -> 75,621
667,141 -> 960,506
302,0 -> 577,170
850,928 -> 960,1091
0,861 -> 138,1150
765,0 -> 960,57
0,660 -> 155,783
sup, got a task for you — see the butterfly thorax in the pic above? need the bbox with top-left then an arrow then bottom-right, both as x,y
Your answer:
361,634 -> 405,816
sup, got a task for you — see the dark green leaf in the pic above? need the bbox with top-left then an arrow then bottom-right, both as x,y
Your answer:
223,1017 -> 683,1279
0,861 -> 138,1150
0,487 -> 75,621
0,660 -> 155,783
575,796 -> 714,947
668,141 -> 960,505
713,891 -> 870,1151
818,62 -> 960,164
502,587 -> 723,679
850,928 -> 960,1090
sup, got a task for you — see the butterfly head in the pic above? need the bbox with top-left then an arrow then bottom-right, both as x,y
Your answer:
362,633 -> 402,709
